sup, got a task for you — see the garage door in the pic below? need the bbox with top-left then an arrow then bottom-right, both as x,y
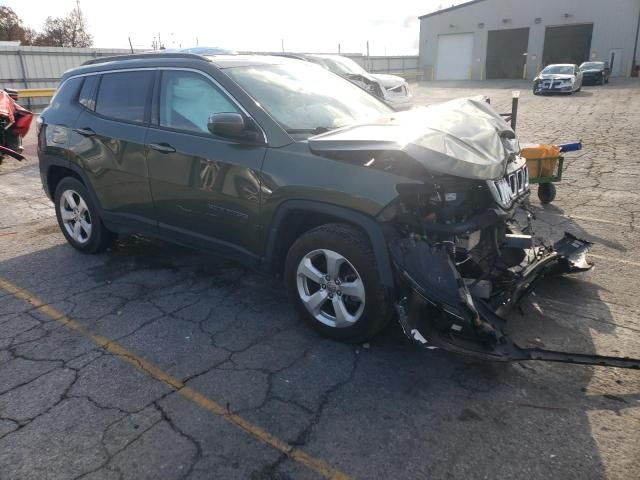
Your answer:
436,33 -> 474,80
542,24 -> 593,66
486,28 -> 529,79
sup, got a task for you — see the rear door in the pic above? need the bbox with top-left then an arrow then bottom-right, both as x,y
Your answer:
146,68 -> 266,259
69,69 -> 156,232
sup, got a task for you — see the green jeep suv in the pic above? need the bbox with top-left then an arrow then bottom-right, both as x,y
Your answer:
38,53 -> 594,363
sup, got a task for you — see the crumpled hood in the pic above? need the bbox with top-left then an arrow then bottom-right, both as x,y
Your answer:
308,96 -> 519,180
370,73 -> 406,88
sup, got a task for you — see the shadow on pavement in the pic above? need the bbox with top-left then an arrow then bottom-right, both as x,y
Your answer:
1,224 -> 636,478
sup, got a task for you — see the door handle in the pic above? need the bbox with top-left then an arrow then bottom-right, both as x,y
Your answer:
148,142 -> 176,154
73,127 -> 96,137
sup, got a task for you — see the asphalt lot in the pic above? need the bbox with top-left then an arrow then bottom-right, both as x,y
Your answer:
1,79 -> 639,480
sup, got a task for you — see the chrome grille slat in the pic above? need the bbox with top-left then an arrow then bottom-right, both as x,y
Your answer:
487,164 -> 529,208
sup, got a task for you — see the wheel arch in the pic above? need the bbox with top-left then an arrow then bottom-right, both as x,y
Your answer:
42,158 -> 102,209
46,164 -> 83,200
262,200 -> 395,288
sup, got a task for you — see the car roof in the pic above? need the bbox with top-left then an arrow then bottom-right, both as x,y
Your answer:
544,64 -> 576,67
64,53 -> 306,79
205,54 -> 303,68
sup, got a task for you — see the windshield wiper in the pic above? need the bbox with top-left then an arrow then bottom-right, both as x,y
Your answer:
285,127 -> 333,135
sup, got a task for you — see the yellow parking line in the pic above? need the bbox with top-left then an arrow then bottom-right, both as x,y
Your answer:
0,277 -> 350,480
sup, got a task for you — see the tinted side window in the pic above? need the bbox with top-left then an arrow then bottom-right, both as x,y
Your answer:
78,75 -> 98,110
159,70 -> 238,134
95,71 -> 154,123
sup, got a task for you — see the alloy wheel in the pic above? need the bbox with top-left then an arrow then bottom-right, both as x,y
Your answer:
59,189 -> 92,244
296,249 -> 365,328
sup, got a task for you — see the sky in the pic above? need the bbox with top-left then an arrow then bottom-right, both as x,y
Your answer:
2,0 -> 470,55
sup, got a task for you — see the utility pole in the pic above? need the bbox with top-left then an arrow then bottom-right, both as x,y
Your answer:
76,0 -> 83,26
74,0 -> 84,47
366,40 -> 370,71
338,43 -> 341,54
128,37 -> 134,53
632,1 -> 640,76
281,39 -> 285,53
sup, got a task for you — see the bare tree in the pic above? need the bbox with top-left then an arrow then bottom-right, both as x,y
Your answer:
34,2 -> 93,47
0,6 -> 36,44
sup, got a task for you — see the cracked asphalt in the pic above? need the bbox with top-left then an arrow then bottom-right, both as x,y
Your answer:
1,79 -> 639,480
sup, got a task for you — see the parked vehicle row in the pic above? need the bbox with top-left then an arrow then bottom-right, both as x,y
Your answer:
532,61 -> 611,95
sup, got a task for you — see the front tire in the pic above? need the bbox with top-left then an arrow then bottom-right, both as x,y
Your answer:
284,224 -> 393,343
537,183 -> 557,204
54,177 -> 115,253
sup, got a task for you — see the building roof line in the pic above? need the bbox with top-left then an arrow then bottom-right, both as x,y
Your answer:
418,0 -> 488,20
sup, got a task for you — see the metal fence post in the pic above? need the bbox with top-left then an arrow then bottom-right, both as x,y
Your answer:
16,49 -> 31,110
511,91 -> 520,131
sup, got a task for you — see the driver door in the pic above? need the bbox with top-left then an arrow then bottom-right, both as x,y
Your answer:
146,69 -> 266,258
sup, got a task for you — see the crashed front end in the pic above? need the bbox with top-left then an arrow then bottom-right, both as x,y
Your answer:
310,97 -> 638,368
385,159 -> 592,362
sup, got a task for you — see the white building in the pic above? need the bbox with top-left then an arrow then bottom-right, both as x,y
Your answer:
418,0 -> 640,80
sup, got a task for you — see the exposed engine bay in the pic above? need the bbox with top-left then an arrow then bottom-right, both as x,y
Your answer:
385,162 -> 604,365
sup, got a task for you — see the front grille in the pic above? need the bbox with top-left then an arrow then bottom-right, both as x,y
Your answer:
487,165 -> 529,208
542,80 -> 570,89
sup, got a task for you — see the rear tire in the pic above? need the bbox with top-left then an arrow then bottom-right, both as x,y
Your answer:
54,177 -> 115,253
284,223 -> 393,343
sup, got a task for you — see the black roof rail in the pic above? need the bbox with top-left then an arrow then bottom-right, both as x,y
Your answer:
82,52 -> 211,66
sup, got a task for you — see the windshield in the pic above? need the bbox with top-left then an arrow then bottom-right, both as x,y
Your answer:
580,62 -> 604,70
541,65 -> 574,75
316,56 -> 368,76
225,62 -> 392,133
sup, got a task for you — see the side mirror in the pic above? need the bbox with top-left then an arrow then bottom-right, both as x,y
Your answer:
207,112 -> 247,139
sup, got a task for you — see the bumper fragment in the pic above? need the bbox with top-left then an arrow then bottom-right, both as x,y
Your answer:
391,231 -> 640,369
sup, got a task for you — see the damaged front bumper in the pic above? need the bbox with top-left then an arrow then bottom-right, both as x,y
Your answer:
389,221 -> 640,369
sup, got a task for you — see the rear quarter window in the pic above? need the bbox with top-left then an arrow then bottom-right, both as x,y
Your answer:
78,75 -> 99,110
95,71 -> 154,123
47,77 -> 84,112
